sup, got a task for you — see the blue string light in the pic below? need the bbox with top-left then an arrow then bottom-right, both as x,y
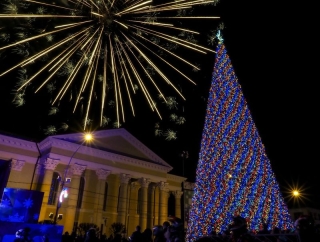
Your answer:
186,43 -> 293,242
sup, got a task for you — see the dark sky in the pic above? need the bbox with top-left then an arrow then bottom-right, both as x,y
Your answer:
219,0 -> 319,208
0,0 -> 318,208
128,0 -> 319,208
212,0 -> 318,208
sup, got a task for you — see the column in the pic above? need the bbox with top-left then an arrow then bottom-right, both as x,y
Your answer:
63,163 -> 86,233
117,173 -> 131,225
38,158 -> 59,222
138,177 -> 151,231
105,174 -> 120,227
158,181 -> 169,225
7,159 -> 25,188
154,186 -> 159,225
173,191 -> 183,219
147,184 -> 156,228
31,158 -> 44,192
94,168 -> 111,225
128,181 -> 140,234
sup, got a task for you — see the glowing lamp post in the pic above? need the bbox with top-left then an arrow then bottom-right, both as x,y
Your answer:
52,133 -> 93,224
180,151 -> 189,177
292,190 -> 300,197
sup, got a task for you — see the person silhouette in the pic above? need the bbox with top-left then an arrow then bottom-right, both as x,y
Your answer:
130,226 -> 142,242
142,228 -> 152,242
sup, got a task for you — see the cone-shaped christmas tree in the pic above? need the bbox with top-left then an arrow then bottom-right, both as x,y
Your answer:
186,41 -> 293,241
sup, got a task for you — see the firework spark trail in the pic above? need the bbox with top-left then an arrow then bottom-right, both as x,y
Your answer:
0,25 -> 91,77
116,0 -> 152,16
122,31 -> 185,100
72,40 -> 97,112
109,35 -> 121,127
133,33 -> 200,70
11,28 -> 91,88
84,39 -> 101,130
130,24 -> 215,53
32,33 -> 90,92
0,14 -> 85,18
119,39 -> 159,114
56,35 -> 95,104
101,43 -> 108,126
114,41 -> 135,117
44,38 -> 90,103
0,24 -> 85,51
24,0 -> 75,11
131,35 -> 196,85
121,33 -> 165,102
0,0 -> 220,130
125,0 -> 217,14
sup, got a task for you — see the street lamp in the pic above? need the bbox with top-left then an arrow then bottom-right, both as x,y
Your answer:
292,190 -> 300,197
180,151 -> 189,177
52,132 -> 93,224
283,180 -> 309,209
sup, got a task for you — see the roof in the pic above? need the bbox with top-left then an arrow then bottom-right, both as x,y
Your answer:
49,128 -> 173,169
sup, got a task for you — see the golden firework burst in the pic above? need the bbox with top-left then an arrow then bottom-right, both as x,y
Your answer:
0,0 -> 220,130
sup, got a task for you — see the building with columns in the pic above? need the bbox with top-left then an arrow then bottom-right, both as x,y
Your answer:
0,128 -> 186,236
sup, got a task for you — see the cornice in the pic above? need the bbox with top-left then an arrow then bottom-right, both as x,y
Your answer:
37,137 -> 55,153
0,134 -> 38,152
117,129 -> 173,169
43,151 -> 168,183
0,131 -> 178,183
51,129 -> 173,170
0,150 -> 38,163
167,174 -> 187,183
47,137 -> 172,172
183,181 -> 195,190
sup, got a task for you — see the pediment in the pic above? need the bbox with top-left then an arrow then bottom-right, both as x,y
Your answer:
49,128 -> 172,168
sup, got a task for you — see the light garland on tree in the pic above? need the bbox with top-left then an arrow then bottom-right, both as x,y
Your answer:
186,42 -> 293,241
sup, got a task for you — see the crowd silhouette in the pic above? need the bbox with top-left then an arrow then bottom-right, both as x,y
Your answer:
193,214 -> 320,242
17,214 -> 319,242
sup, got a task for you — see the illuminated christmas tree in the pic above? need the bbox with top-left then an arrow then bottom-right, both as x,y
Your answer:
186,39 -> 293,241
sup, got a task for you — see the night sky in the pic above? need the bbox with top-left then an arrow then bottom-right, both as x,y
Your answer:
0,0 -> 318,208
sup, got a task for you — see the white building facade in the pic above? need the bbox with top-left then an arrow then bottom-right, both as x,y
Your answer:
0,128 -> 185,236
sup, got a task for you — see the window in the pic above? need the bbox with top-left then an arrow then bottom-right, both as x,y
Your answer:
103,182 -> 108,211
77,177 -> 85,208
48,172 -> 60,205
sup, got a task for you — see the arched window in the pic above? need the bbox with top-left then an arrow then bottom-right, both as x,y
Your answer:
48,172 -> 60,205
103,182 -> 108,211
77,177 -> 85,208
